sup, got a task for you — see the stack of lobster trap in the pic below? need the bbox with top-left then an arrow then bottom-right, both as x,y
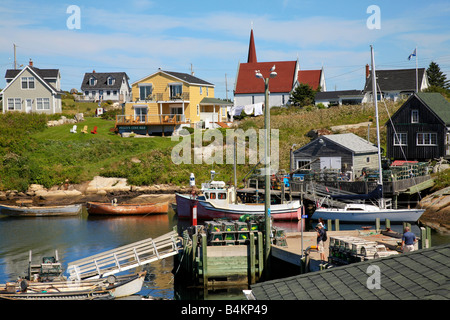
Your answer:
328,235 -> 398,266
203,218 -> 287,246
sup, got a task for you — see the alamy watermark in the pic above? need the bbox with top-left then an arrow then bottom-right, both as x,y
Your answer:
366,265 -> 381,289
66,5 -> 81,30
366,5 -> 381,30
171,128 -> 279,172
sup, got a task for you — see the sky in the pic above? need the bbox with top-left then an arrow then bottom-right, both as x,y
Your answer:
0,0 -> 449,99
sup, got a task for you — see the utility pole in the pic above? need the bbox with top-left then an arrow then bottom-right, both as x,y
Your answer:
14,44 -> 17,69
225,73 -> 228,101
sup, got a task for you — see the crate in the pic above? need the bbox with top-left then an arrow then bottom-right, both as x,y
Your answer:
222,222 -> 236,241
235,222 -> 249,240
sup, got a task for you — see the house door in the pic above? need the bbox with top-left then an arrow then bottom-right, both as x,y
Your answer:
320,157 -> 341,170
26,99 -> 32,113
134,107 -> 147,123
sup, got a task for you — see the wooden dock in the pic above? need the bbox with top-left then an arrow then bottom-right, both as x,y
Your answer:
271,225 -> 432,273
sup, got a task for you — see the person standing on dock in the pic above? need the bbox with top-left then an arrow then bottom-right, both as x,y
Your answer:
401,227 -> 416,253
316,223 -> 326,262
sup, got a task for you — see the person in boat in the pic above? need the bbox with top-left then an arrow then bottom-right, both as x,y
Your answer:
401,227 -> 416,253
316,222 -> 326,262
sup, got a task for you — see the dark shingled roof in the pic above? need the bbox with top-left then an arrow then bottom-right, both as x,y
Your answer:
162,70 -> 214,86
315,90 -> 364,100
364,68 -> 426,93
5,66 -> 59,80
251,243 -> 450,300
81,72 -> 129,91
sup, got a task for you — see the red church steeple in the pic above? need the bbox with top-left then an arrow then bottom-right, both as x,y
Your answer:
247,28 -> 257,63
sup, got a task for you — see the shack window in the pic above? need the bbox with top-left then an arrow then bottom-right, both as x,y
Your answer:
210,193 -> 216,199
218,193 -> 226,199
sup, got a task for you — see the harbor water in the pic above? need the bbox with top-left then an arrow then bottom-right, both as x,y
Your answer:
1,206 -> 449,300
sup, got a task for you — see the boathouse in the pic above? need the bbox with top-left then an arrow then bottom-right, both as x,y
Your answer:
292,133 -> 379,179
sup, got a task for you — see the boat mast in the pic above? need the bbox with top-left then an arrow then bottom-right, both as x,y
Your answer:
370,45 -> 384,208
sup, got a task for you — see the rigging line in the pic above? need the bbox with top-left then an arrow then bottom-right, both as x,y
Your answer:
377,82 -> 423,201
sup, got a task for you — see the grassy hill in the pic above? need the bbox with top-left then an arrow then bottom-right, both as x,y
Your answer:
2,97 -> 450,192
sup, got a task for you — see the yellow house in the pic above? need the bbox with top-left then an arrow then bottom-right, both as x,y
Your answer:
116,69 -> 229,136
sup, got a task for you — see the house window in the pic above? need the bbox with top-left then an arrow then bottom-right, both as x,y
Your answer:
200,87 -> 203,95
113,90 -> 117,96
89,77 -> 96,86
134,106 -> 148,122
107,76 -> 115,86
411,110 -> 419,123
417,133 -> 437,146
169,83 -> 182,99
206,87 -> 209,96
296,159 -> 311,170
197,104 -> 199,116
21,77 -> 35,89
84,91 -> 89,96
7,98 -> 21,110
139,85 -> 152,100
106,91 -> 111,96
394,133 -> 407,146
36,98 -> 50,110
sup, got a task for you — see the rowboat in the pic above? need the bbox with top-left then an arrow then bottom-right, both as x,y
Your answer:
0,203 -> 82,217
86,201 -> 169,215
0,272 -> 146,300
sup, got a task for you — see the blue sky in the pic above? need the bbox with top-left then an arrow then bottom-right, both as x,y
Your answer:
0,0 -> 449,99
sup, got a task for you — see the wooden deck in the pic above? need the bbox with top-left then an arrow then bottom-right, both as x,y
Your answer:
115,114 -> 188,127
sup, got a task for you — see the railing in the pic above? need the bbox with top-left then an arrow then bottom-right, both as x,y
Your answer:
116,113 -> 186,125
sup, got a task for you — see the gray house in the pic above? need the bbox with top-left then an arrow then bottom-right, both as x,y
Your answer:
1,60 -> 63,114
293,133 -> 379,179
80,71 -> 131,103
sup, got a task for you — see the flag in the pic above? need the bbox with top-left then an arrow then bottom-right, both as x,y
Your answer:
408,48 -> 416,60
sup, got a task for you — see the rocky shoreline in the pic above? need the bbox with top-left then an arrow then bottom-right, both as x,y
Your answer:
1,176 -> 449,233
0,176 -> 187,206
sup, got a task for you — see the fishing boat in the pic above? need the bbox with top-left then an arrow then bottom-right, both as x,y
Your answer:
86,200 -> 168,215
0,272 -> 146,300
176,172 -> 302,221
0,203 -> 82,217
312,46 -> 425,223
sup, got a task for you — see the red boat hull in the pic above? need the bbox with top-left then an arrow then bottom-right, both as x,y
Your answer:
86,202 -> 169,215
175,194 -> 301,221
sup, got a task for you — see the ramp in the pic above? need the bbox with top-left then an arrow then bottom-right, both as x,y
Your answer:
67,230 -> 181,280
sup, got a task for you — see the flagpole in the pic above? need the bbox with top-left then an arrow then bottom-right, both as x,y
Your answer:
415,46 -> 418,93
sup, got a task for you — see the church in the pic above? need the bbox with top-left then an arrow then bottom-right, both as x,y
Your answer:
233,29 -> 326,109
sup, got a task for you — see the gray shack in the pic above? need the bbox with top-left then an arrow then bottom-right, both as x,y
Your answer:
292,133 -> 379,180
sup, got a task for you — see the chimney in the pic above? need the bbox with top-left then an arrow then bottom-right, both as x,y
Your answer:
29,59 -> 33,67
365,64 -> 370,78
93,70 -> 96,73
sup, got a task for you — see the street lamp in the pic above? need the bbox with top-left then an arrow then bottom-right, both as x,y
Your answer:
255,65 -> 276,278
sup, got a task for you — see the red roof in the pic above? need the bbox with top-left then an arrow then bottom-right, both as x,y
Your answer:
298,70 -> 322,90
234,61 -> 297,94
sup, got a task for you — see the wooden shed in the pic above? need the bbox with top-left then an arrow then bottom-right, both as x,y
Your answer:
293,133 -> 379,179
386,92 -> 450,161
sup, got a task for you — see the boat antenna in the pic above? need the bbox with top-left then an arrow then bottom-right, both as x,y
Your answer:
370,45 -> 384,208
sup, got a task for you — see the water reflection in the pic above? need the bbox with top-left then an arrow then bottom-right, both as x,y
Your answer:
1,207 -> 449,300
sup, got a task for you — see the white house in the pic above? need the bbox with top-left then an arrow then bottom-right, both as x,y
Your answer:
80,71 -> 131,103
1,59 -> 63,114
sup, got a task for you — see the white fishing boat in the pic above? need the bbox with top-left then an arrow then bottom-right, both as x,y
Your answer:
312,46 -> 425,223
0,203 -> 82,217
176,172 -> 302,221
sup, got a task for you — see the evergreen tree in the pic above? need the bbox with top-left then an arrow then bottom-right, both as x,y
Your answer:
289,83 -> 316,107
427,61 -> 450,89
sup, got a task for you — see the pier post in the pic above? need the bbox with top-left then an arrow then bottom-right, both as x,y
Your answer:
385,219 -> 391,230
327,219 -> 332,231
201,234 -> 207,285
249,232 -> 256,284
375,218 -> 380,232
335,219 -> 340,231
